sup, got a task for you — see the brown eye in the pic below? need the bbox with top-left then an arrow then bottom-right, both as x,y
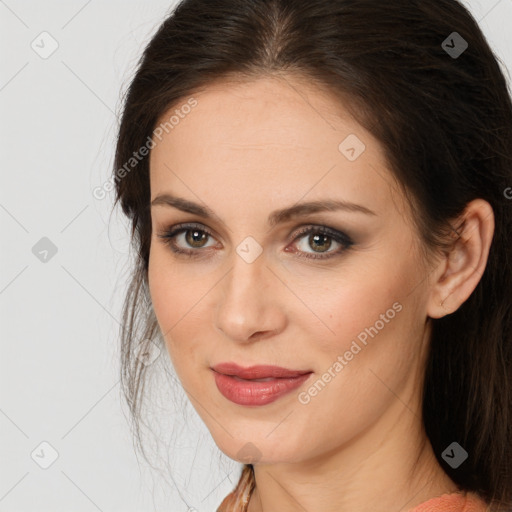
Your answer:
185,229 -> 209,248
289,226 -> 354,260
157,223 -> 217,257
307,233 -> 332,253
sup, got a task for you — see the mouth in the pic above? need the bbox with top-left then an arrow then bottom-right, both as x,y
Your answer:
230,376 -> 279,382
211,362 -> 313,406
211,362 -> 312,379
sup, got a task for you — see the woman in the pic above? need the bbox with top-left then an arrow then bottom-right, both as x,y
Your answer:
112,1 -> 512,511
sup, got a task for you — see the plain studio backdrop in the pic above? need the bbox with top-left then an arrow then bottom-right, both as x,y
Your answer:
0,1 -> 511,511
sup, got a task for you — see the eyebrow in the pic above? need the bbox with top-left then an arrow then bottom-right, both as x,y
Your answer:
151,193 -> 376,227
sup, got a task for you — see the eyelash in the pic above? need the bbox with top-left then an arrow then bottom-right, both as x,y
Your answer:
156,222 -> 354,261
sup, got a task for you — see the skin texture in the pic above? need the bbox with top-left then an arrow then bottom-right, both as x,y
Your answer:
147,75 -> 495,512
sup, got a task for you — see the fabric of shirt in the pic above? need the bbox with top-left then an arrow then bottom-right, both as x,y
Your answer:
216,464 -> 491,512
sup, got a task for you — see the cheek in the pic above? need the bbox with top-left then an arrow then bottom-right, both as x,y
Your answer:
338,282 -> 402,348
290,257 -> 416,360
147,246 -> 212,371
287,266 -> 423,447
148,248 -> 183,351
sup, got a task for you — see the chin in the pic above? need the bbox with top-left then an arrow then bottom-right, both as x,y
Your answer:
213,433 -> 302,465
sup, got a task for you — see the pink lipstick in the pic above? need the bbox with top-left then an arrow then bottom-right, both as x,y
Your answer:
211,362 -> 312,406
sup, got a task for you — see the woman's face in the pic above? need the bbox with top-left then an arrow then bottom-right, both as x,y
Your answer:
148,75 -> 436,465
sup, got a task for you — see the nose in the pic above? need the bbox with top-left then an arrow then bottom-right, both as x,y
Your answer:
214,252 -> 287,343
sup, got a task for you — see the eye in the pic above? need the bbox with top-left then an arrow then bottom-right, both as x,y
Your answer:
156,223 -> 354,260
288,225 -> 354,260
156,223 -> 217,257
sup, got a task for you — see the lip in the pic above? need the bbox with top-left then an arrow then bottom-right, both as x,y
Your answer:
212,362 -> 312,379
211,363 -> 313,406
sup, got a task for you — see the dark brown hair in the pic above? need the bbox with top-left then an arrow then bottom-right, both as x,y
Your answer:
112,0 -> 512,509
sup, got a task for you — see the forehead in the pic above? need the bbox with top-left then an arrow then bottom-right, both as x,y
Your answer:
149,75 -> 401,219
152,75 -> 368,156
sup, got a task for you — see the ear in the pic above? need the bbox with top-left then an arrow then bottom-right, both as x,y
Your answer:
426,199 -> 495,319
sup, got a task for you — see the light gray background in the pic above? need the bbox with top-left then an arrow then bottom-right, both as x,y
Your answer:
1,1 -> 511,511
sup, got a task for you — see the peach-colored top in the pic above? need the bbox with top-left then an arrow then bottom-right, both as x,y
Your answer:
216,465 -> 491,512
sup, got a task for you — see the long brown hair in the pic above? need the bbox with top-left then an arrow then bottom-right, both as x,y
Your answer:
112,1 -> 512,509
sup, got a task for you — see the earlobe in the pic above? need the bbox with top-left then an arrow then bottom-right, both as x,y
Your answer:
426,199 -> 495,319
